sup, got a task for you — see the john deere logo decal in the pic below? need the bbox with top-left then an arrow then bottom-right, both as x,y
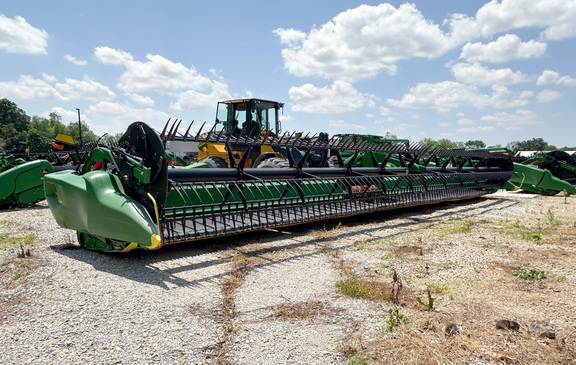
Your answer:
41,168 -> 50,175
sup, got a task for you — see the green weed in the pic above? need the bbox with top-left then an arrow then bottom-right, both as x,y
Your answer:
416,288 -> 435,310
386,307 -> 409,330
348,355 -> 368,365
516,266 -> 547,280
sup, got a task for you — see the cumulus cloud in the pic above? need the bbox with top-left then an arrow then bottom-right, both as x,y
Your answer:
536,89 -> 562,103
274,1 -> 576,82
289,81 -> 376,114
0,74 -> 115,102
55,78 -> 116,101
64,54 -> 88,66
328,119 -> 367,131
94,46 -> 133,65
94,46 -> 231,109
474,0 -> 576,40
451,62 -> 528,86
170,81 -> 231,110
387,81 -> 531,112
86,101 -> 172,135
536,70 -> 576,86
457,125 -> 497,133
387,81 -> 532,113
126,93 -> 155,106
0,14 -> 48,54
460,34 -> 546,62
275,3 -> 455,82
480,109 -> 538,130
0,75 -> 64,100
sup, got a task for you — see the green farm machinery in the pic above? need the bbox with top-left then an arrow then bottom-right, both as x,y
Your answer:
0,150 -> 54,208
44,117 -> 515,252
0,134 -> 92,208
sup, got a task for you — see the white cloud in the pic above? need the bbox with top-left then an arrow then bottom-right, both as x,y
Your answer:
451,62 -> 528,86
457,118 -> 474,126
94,46 -> 231,109
328,119 -> 367,131
170,81 -> 232,110
536,89 -> 562,103
43,107 -> 91,126
126,93 -> 155,106
275,3 -> 455,82
86,101 -> 172,135
387,81 -> 530,112
460,34 -> 546,62
55,78 -> 116,101
64,54 -> 88,66
0,74 -> 115,102
536,70 -> 576,86
379,107 -> 392,116
94,46 -> 133,65
273,28 -> 306,46
0,15 -> 48,54
289,81 -> 376,114
480,109 -> 538,130
42,73 -> 57,83
474,0 -> 576,40
457,126 -> 496,133
0,75 -> 64,100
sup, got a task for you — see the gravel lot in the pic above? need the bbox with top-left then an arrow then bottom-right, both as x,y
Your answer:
1,191 -> 575,364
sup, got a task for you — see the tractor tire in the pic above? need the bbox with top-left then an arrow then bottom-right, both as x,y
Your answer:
256,157 -> 290,168
203,156 -> 229,168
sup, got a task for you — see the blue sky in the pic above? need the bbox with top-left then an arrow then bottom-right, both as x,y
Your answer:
1,0 -> 575,147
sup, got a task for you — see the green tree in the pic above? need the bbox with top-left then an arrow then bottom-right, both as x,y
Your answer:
64,121 -> 98,144
507,138 -> 557,153
420,138 -> 460,149
464,140 -> 486,150
0,98 -> 30,148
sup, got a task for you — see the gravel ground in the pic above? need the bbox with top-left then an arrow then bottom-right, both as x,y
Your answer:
1,191 -> 575,364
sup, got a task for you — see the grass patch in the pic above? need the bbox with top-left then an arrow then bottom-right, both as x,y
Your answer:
0,233 -> 35,250
337,276 -> 391,301
505,221 -> 545,244
442,217 -> 475,234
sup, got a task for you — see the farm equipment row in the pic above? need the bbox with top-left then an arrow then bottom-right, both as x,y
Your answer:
0,134 -> 91,208
3,98 -> 574,252
43,110 -> 515,252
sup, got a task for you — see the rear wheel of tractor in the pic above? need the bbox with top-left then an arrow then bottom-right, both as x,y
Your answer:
256,157 -> 290,168
203,156 -> 229,168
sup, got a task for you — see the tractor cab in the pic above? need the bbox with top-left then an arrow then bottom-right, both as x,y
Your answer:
215,98 -> 284,138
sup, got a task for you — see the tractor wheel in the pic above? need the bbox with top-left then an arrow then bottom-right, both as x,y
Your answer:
203,156 -> 229,168
256,157 -> 290,168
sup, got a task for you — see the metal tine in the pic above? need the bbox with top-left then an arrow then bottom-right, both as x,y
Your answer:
215,126 -> 226,142
170,119 -> 183,140
160,118 -> 171,139
194,122 -> 207,141
283,131 -> 298,145
183,121 -> 194,141
165,119 -> 178,141
203,122 -> 219,141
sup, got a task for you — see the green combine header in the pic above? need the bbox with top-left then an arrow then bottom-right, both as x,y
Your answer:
43,117 -> 515,252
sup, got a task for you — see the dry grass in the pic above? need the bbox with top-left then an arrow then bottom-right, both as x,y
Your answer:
340,196 -> 576,364
272,298 -> 337,322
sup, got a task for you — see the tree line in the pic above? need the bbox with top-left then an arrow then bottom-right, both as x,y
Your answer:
0,98 -> 98,153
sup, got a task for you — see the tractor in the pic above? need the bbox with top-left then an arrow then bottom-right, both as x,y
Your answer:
194,98 -> 328,169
